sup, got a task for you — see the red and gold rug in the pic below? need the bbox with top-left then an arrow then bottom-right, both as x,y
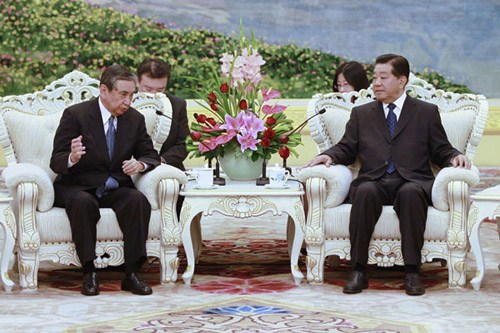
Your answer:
41,238 -> 448,295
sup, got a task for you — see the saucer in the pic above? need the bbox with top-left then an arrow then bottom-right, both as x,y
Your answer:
193,184 -> 219,190
265,184 -> 290,189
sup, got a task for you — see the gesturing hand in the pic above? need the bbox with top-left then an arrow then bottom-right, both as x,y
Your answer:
122,158 -> 144,176
70,135 -> 86,163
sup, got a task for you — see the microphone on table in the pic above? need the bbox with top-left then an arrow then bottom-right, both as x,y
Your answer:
280,108 -> 327,173
156,110 -> 172,120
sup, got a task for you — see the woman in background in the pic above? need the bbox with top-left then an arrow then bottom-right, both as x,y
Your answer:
332,61 -> 370,93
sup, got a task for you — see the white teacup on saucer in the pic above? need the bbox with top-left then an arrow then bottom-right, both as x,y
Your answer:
193,167 -> 214,189
267,164 -> 290,188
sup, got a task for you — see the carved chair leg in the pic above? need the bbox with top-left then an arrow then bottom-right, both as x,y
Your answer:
160,246 -> 179,284
306,245 -> 325,284
447,249 -> 467,287
18,251 -> 39,290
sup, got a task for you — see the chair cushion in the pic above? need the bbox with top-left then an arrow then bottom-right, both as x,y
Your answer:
440,108 -> 476,154
2,111 -> 61,180
323,205 -> 449,240
36,208 -> 162,243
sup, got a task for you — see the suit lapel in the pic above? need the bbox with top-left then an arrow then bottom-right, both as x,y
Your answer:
89,99 -> 109,162
394,97 -> 416,138
115,110 -> 131,161
369,101 -> 391,143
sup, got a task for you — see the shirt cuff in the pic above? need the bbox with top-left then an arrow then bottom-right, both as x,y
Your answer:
67,154 -> 75,168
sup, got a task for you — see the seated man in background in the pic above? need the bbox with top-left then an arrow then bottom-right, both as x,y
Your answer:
304,54 -> 470,296
137,58 -> 189,215
50,64 -> 161,296
137,58 -> 189,170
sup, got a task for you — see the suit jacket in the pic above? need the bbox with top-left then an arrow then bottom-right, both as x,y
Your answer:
323,96 -> 461,197
50,98 -> 160,198
159,92 -> 189,171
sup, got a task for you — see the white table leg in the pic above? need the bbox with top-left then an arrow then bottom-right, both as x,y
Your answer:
180,206 -> 197,286
286,208 -> 305,285
191,214 -> 203,264
1,205 -> 16,292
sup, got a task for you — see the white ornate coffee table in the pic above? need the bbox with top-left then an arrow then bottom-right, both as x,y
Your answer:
0,196 -> 16,292
179,179 -> 305,286
468,184 -> 500,290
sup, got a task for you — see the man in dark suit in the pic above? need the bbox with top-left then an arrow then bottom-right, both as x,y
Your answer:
304,54 -> 471,296
50,64 -> 161,296
136,58 -> 189,170
137,58 -> 190,215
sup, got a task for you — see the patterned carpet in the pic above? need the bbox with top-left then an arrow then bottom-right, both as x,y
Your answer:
42,238 -> 450,296
0,167 -> 498,332
68,297 -> 428,332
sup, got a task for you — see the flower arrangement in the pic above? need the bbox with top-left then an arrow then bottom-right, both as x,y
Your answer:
186,27 -> 302,164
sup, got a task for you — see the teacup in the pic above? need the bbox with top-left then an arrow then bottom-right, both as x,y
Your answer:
194,168 -> 214,188
268,166 -> 290,188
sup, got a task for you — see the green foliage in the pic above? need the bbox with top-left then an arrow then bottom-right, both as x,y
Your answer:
0,0 -> 472,97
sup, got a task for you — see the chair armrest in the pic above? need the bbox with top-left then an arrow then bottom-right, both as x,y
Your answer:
432,166 -> 480,211
132,164 -> 188,209
297,164 -> 353,208
2,163 -> 54,211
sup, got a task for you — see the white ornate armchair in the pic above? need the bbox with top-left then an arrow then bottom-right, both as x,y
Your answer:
297,74 -> 489,287
0,70 -> 188,290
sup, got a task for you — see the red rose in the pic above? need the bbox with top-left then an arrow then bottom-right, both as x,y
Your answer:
239,99 -> 248,110
196,114 -> 207,123
260,137 -> 271,148
210,103 -> 219,111
207,117 -> 217,126
220,82 -> 229,94
208,92 -> 217,103
266,116 -> 276,126
263,128 -> 276,139
279,135 -> 289,144
279,146 -> 290,159
190,131 -> 202,141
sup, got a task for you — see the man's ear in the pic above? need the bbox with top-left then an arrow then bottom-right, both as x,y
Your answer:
99,84 -> 108,95
399,76 -> 408,87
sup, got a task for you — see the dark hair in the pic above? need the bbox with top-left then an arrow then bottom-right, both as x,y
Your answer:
332,61 -> 370,92
137,58 -> 171,81
375,54 -> 410,82
100,64 -> 136,90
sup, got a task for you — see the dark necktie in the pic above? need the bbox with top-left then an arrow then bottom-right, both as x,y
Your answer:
106,116 -> 116,159
386,103 -> 397,174
96,116 -> 119,197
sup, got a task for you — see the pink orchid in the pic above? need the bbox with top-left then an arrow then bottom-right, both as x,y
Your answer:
198,137 -> 219,153
262,88 -> 281,101
262,104 -> 287,115
215,131 -> 237,145
220,53 -> 234,75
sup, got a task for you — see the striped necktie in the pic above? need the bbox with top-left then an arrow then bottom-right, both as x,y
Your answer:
386,103 -> 397,174
96,116 -> 119,197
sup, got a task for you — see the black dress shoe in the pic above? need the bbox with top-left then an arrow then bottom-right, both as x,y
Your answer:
405,273 -> 425,296
81,272 -> 99,296
343,271 -> 368,294
121,272 -> 153,295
